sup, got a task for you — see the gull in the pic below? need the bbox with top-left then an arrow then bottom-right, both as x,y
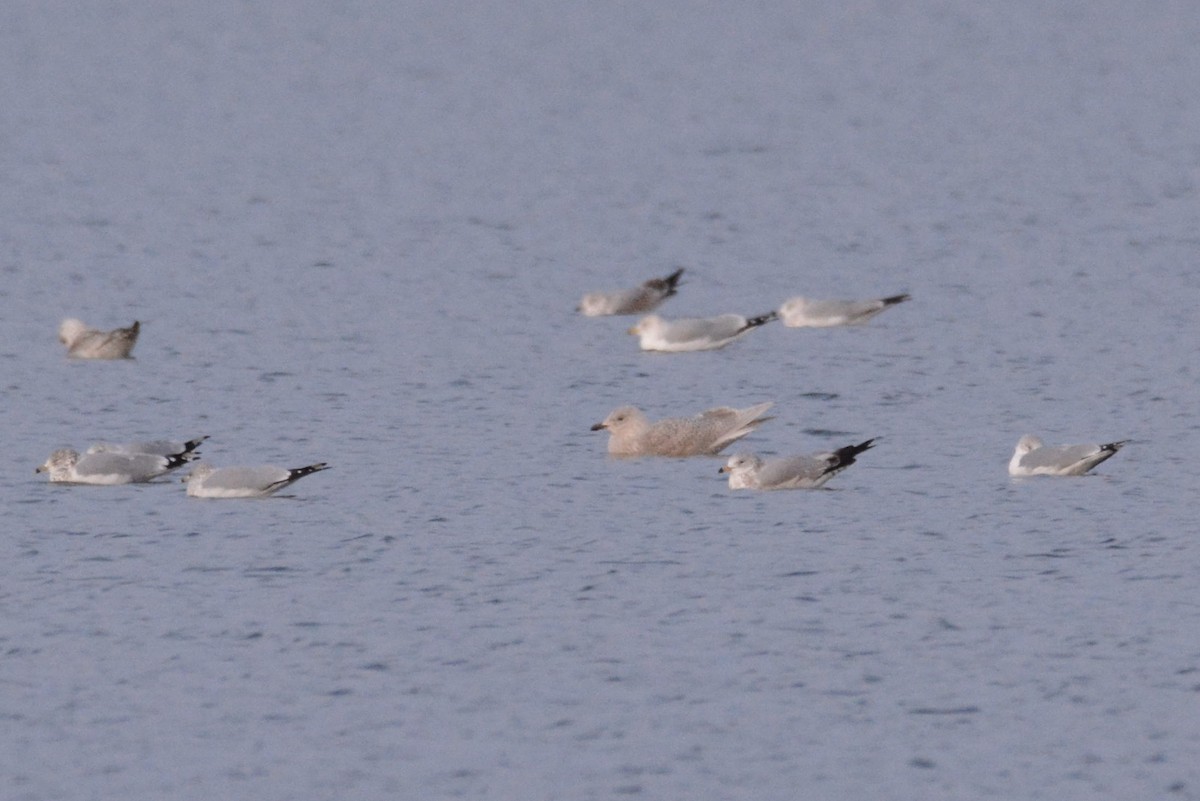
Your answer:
87,436 -> 208,457
1008,435 -> 1129,477
578,268 -> 685,316
182,462 -> 330,498
778,293 -> 910,327
37,448 -> 198,484
628,311 -> 778,352
591,402 -> 773,457
720,439 -> 876,489
58,318 -> 140,359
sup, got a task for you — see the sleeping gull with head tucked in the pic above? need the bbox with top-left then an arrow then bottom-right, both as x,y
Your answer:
628,311 -> 778,352
592,402 -> 773,457
778,294 -> 910,327
1008,435 -> 1128,477
578,268 -> 685,316
720,439 -> 876,489
183,462 -> 330,498
37,447 -> 197,484
58,318 -> 140,359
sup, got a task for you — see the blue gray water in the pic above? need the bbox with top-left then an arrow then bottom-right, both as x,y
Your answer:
3,2 -> 1199,799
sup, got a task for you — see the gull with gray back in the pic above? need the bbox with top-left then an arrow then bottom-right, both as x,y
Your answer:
87,436 -> 208,457
628,311 -> 778,352
58,318 -> 140,359
37,447 -> 197,484
1008,435 -> 1128,477
778,294 -> 910,327
578,268 -> 685,316
720,439 -> 876,490
183,462 -> 330,498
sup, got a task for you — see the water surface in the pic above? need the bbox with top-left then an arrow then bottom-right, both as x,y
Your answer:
2,2 -> 1199,799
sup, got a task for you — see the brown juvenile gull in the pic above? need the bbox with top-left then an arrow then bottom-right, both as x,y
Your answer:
578,268 -> 685,316
183,462 -> 330,498
720,439 -> 876,490
1008,435 -> 1128,477
58,318 -> 140,359
628,311 -> 777,352
778,294 -> 910,327
591,402 -> 773,457
37,447 -> 197,484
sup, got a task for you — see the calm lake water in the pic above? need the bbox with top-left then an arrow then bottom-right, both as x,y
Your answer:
2,1 -> 1199,799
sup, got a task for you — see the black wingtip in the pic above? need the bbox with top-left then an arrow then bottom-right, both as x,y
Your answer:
833,438 -> 877,466
164,452 -> 197,470
1101,439 -> 1130,453
882,294 -> 911,306
183,436 -> 210,454
743,310 -> 779,330
646,267 -> 686,297
288,463 -> 331,482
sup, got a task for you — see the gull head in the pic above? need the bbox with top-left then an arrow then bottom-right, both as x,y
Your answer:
1014,434 -> 1044,455
578,293 -> 606,316
627,315 -> 662,336
719,453 -> 764,490
58,318 -> 88,346
36,448 -> 80,479
719,453 -> 763,474
591,406 -> 646,433
181,462 -> 215,483
779,297 -> 811,314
